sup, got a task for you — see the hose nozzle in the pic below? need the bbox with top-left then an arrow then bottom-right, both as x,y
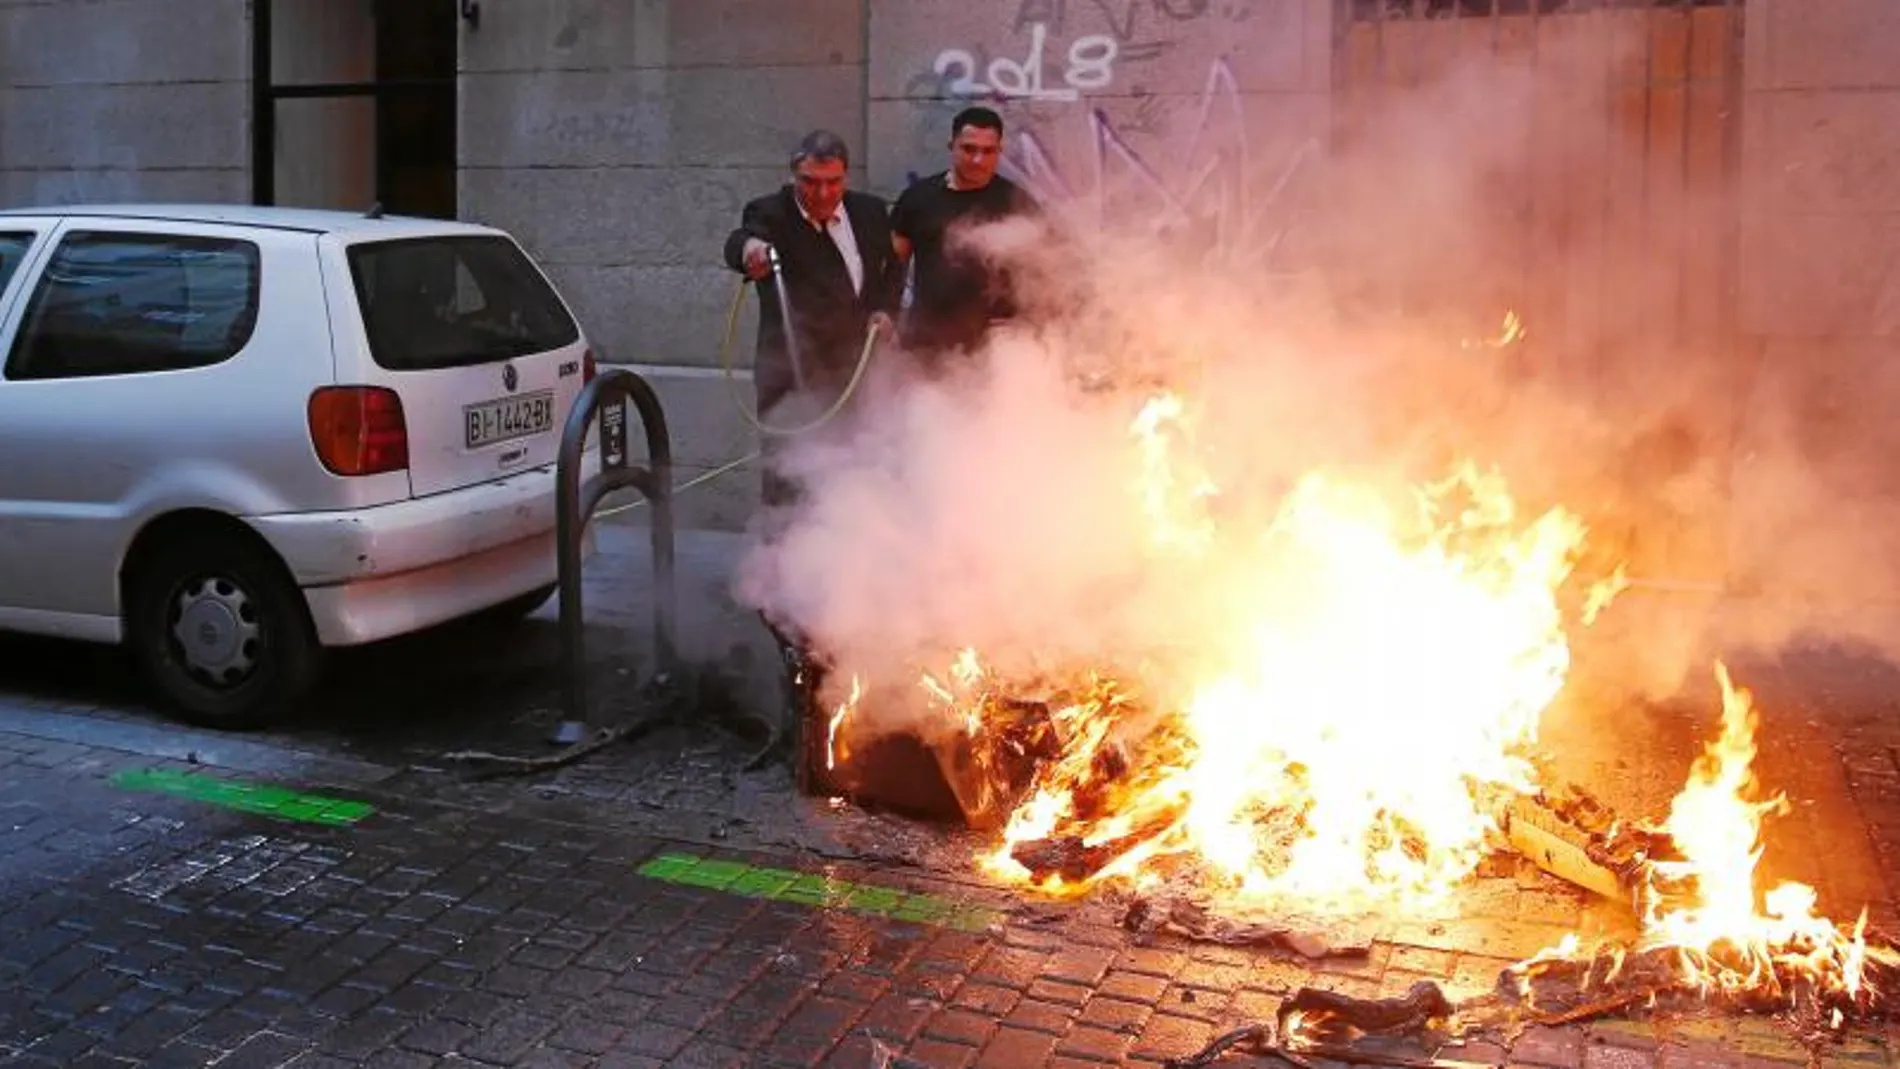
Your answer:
765,244 -> 806,392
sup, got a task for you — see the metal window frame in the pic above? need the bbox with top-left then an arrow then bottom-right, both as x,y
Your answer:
249,0 -> 459,207
1342,0 -> 1732,20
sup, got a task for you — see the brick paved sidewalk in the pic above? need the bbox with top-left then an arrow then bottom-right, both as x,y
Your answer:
0,725 -> 1894,1069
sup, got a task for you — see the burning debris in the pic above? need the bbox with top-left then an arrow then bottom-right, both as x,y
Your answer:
1492,777 -> 1661,908
1504,931 -> 1899,1027
1164,981 -> 1466,1069
798,385 -> 1606,904
1493,666 -> 1900,1033
969,456 -> 1602,912
932,692 -> 1065,831
1123,895 -> 1375,960
815,656 -> 1072,828
1281,981 -> 1459,1049
789,388 -> 1899,1049
815,630 -> 1900,1045
1162,920 -> 1899,1068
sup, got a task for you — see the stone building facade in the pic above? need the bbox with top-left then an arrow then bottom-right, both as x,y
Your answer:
0,0 -> 1893,572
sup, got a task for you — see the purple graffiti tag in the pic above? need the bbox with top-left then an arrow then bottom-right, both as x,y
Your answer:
1001,128 -> 1077,203
1154,0 -> 1211,19
1090,0 -> 1139,40
1187,58 -> 1248,179
1088,0 -> 1211,42
1014,0 -> 1067,33
1089,106 -> 1197,226
996,57 -> 1318,268
1173,57 -> 1253,237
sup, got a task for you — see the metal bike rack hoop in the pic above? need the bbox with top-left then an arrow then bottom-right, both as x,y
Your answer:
551,368 -> 678,745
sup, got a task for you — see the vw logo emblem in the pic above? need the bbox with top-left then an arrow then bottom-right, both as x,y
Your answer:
502,363 -> 518,392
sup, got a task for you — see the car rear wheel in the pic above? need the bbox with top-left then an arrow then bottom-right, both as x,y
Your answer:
127,532 -> 324,730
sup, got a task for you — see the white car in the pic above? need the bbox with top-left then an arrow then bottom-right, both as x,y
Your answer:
0,204 -> 598,728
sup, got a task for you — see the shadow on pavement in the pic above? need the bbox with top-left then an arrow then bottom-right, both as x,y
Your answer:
0,607 -> 729,760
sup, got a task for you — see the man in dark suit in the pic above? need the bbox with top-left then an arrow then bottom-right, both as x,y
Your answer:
724,131 -> 901,773
723,130 -> 901,510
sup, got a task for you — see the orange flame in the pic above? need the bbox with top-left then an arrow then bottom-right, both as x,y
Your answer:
1463,309 -> 1527,350
959,391 -> 1620,913
1629,664 -> 1896,1003
826,675 -> 862,772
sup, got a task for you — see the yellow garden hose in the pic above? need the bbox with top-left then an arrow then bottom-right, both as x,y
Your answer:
719,274 -> 883,438
594,276 -> 882,519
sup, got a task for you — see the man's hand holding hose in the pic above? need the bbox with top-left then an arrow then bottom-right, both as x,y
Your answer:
718,250 -> 888,438
744,236 -> 893,339
741,237 -> 773,281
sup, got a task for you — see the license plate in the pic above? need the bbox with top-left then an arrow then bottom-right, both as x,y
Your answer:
464,390 -> 555,449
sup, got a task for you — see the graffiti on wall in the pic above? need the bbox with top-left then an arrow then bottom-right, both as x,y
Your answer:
910,0 -> 1242,103
898,0 -> 1310,269
930,23 -> 1119,101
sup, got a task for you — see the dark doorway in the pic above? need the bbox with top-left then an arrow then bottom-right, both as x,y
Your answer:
252,0 -> 459,219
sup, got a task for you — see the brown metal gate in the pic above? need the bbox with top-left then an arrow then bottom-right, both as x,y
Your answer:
1329,2 -> 1751,680
1331,0 -> 1745,382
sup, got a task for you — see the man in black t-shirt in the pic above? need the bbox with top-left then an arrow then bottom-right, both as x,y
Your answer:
891,107 -> 1040,362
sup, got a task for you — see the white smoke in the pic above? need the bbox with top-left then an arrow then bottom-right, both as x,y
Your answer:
731,15 -> 1900,742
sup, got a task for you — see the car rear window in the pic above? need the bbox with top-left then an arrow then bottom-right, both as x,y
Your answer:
5,230 -> 261,381
347,235 -> 579,371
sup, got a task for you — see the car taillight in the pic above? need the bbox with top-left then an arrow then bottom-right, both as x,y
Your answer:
308,386 -> 409,476
583,348 -> 597,385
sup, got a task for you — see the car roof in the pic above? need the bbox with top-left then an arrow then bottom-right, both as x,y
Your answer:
0,203 -> 502,239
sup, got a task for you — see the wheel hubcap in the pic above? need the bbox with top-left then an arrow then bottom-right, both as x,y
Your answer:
169,577 -> 261,687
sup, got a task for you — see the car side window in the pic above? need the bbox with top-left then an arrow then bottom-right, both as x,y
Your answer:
0,232 -> 35,293
4,230 -> 261,381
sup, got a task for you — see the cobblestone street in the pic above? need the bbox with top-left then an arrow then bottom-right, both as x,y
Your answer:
0,521 -> 1897,1068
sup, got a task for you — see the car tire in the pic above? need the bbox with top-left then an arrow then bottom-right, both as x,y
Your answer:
126,531 -> 325,730
469,583 -> 557,628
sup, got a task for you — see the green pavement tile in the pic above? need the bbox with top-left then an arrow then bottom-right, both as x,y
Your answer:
729,868 -> 798,898
1590,1019 -> 1661,1049
636,853 -> 703,881
944,908 -> 1004,933
1728,1018 -> 1807,1064
780,874 -> 838,906
271,797 -> 333,822
1655,1017 -> 1731,1048
892,896 -> 956,924
672,859 -> 749,889
110,767 -> 375,826
634,851 -> 1005,934
318,800 -> 375,824
1835,1038 -> 1893,1066
843,886 -> 906,916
